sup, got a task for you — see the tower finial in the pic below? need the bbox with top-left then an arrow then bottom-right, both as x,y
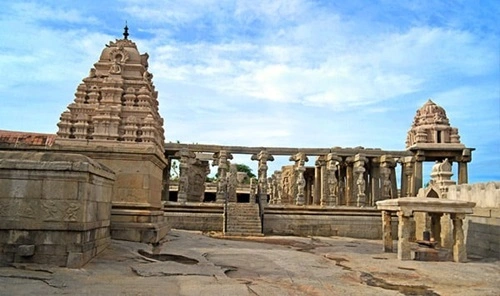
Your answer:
123,21 -> 129,40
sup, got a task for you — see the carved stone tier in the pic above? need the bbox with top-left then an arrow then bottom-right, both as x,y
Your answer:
56,38 -> 165,155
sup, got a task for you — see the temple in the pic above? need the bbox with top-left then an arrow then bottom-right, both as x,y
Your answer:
0,33 -> 498,268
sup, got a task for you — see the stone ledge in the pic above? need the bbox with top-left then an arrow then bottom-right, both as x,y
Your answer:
0,151 -> 115,180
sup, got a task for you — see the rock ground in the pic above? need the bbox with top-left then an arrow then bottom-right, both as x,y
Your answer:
0,229 -> 498,295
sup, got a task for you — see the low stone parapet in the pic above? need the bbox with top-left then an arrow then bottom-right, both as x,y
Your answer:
0,151 -> 115,267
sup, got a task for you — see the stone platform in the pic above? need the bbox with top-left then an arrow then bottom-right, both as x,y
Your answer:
0,230 -> 498,295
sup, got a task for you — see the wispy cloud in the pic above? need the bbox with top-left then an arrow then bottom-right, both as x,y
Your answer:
0,0 -> 498,182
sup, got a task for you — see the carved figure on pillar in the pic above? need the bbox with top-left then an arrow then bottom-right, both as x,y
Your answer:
227,164 -> 238,202
290,152 -> 309,206
274,171 -> 282,205
353,154 -> 367,207
355,168 -> 366,207
175,148 -> 196,204
249,178 -> 257,203
380,167 -> 392,200
324,153 -> 341,206
212,150 -> 233,203
251,150 -> 274,206
296,166 -> 306,205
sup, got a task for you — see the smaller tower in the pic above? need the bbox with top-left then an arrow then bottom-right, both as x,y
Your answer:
406,100 -> 474,195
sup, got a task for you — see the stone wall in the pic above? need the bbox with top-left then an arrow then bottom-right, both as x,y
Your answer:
164,203 -> 223,232
447,182 -> 500,259
0,151 -> 115,267
163,203 -> 400,239
264,207 -> 398,239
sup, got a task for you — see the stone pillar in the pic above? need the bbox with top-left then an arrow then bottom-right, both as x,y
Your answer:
451,214 -> 467,262
397,210 -> 412,260
175,148 -> 196,204
338,164 -> 346,206
354,154 -> 367,207
370,158 -> 380,206
251,150 -> 274,206
272,171 -> 282,205
400,156 -> 415,197
430,213 -> 443,246
390,166 -> 398,199
345,157 -> 354,206
290,152 -> 308,206
380,155 -> 396,200
325,153 -> 341,206
382,211 -> 393,252
458,162 -> 468,185
161,160 -> 170,202
227,164 -> 238,203
414,154 -> 424,194
213,150 -> 233,203
314,159 -> 322,205
458,148 -> 471,185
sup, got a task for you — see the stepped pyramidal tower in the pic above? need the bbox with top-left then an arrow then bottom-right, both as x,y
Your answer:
54,27 -> 169,243
56,27 -> 165,153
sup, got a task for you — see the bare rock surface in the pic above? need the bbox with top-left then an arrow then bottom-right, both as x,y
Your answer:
0,229 -> 498,295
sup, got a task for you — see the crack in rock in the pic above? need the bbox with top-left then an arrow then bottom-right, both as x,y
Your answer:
360,272 -> 439,296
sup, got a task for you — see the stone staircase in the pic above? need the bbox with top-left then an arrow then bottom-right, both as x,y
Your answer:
224,203 -> 263,236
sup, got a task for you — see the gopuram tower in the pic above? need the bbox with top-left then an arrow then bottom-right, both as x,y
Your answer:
55,27 -> 169,243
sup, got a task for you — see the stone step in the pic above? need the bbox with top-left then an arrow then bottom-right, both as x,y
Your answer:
223,232 -> 264,237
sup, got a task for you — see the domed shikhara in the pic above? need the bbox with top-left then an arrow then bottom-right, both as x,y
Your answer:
406,99 -> 463,149
56,36 -> 165,153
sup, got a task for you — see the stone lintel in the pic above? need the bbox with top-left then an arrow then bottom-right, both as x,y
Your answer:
164,143 -> 412,158
376,197 -> 475,215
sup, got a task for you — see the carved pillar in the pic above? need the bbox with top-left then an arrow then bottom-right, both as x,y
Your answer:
354,154 -> 367,207
290,152 -> 308,206
175,148 -> 196,204
382,211 -> 393,252
380,155 -> 396,200
227,164 -> 238,203
324,153 -> 341,206
213,150 -> 233,203
249,178 -> 257,203
400,156 -> 415,197
275,171 -> 282,205
251,150 -> 274,206
271,171 -> 282,205
451,213 -> 467,262
296,167 -> 306,205
345,157 -> 354,206
397,210 -> 412,260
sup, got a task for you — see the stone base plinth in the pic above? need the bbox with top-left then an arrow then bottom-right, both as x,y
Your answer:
0,151 -> 115,268
0,228 -> 110,268
413,247 -> 452,262
110,208 -> 170,243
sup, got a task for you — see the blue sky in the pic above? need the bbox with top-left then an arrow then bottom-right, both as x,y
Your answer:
0,0 -> 499,183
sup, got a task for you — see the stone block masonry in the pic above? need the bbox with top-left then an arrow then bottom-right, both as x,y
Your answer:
447,182 -> 500,259
0,151 -> 115,267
